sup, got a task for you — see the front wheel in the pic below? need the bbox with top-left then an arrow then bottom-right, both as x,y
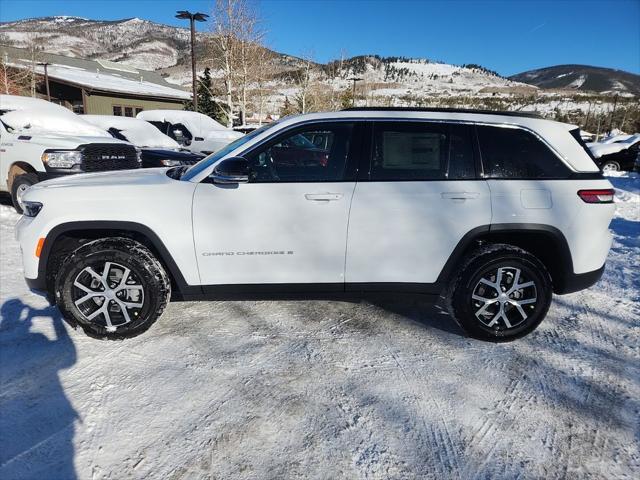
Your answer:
11,172 -> 38,214
55,238 -> 171,339
447,244 -> 552,341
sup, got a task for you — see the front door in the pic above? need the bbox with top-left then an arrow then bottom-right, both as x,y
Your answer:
192,122 -> 359,288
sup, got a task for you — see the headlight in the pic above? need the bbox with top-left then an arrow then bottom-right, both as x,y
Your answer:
22,201 -> 43,217
160,159 -> 183,166
135,147 -> 143,164
41,150 -> 82,169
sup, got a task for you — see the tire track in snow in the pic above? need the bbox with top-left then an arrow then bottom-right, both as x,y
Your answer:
379,334 -> 463,480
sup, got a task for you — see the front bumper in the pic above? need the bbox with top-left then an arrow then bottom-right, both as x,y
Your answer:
37,171 -> 73,182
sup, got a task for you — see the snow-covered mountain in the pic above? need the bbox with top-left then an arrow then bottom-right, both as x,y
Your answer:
0,16 -> 191,70
510,65 -> 640,96
0,16 -> 529,93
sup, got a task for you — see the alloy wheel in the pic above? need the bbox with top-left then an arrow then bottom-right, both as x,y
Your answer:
72,261 -> 145,332
15,183 -> 29,212
471,266 -> 537,330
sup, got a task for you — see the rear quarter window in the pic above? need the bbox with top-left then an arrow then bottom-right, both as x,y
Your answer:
477,125 -> 571,179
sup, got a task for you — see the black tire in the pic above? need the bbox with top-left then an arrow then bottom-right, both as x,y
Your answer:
446,244 -> 552,342
601,160 -> 620,172
10,172 -> 38,214
55,237 -> 171,339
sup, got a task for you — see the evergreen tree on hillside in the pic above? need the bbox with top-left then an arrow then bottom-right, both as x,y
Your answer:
184,68 -> 227,125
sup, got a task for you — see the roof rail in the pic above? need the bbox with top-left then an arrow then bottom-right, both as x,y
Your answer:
341,107 -> 543,119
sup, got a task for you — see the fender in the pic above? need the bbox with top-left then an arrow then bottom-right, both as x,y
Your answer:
436,223 -> 576,293
37,220 -> 200,296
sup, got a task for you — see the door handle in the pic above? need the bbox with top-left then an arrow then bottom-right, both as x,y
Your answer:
441,192 -> 480,200
305,193 -> 343,202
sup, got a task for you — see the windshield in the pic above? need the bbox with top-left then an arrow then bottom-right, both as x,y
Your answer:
181,122 -> 279,181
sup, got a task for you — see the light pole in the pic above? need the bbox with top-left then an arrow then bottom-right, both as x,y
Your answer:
176,10 -> 209,111
349,77 -> 362,107
37,62 -> 51,101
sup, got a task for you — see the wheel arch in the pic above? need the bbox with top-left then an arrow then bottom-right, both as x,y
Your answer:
437,223 -> 575,294
40,221 -> 196,299
7,161 -> 38,190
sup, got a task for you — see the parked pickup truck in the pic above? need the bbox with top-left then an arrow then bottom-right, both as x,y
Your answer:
82,115 -> 204,168
0,95 -> 140,213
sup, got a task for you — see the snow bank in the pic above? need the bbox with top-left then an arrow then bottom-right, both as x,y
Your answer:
1,110 -> 110,137
82,115 -> 179,148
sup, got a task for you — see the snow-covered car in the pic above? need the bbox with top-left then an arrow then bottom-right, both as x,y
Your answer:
82,115 -> 204,168
137,109 -> 243,155
588,134 -> 640,172
0,95 -> 140,213
17,108 -> 615,342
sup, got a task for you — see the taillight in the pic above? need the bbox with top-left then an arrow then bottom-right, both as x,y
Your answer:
577,189 -> 615,204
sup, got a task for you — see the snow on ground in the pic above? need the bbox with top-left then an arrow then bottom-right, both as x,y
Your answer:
0,176 -> 639,479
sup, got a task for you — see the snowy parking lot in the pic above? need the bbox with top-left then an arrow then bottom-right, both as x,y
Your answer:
1,175 -> 638,480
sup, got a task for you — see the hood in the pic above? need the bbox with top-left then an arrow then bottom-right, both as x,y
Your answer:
16,132 -> 129,149
30,167 -> 173,191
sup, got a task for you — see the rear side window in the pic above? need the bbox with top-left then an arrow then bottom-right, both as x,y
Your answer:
371,122 -> 475,180
477,125 -> 570,179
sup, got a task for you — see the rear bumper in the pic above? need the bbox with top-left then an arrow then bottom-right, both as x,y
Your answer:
554,264 -> 605,295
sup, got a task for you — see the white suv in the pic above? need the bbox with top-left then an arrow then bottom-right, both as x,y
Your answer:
16,108 -> 615,341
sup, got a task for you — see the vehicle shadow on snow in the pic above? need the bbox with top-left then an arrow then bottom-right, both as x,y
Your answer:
0,299 -> 78,480
609,217 -> 640,249
366,294 -> 464,336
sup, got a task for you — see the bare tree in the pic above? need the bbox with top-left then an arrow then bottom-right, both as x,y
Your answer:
250,46 -> 274,124
0,36 -> 42,96
209,0 -> 265,127
295,52 -> 315,114
25,33 -> 44,97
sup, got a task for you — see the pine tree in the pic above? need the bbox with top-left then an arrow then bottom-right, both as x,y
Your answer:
184,68 -> 227,125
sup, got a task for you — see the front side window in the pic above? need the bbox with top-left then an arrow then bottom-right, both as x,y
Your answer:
371,122 -> 475,180
477,125 -> 570,179
246,123 -> 354,182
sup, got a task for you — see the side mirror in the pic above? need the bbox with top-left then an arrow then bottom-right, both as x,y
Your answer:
173,128 -> 187,144
211,157 -> 250,184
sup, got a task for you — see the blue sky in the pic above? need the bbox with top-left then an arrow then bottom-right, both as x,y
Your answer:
0,0 -> 638,75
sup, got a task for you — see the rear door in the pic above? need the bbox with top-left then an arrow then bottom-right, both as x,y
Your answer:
345,120 -> 491,287
192,121 -> 361,288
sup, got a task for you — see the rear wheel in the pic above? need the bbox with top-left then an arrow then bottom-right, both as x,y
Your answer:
10,172 -> 38,214
55,237 -> 171,339
601,160 -> 620,172
447,244 -> 552,341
